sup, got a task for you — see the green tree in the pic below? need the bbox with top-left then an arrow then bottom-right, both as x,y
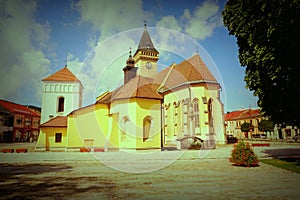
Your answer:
258,119 -> 274,133
222,0 -> 300,126
241,122 -> 254,133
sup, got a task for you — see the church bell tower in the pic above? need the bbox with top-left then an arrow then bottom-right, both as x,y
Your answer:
133,21 -> 159,77
41,65 -> 83,124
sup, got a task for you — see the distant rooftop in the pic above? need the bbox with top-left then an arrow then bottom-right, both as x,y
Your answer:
0,99 -> 40,117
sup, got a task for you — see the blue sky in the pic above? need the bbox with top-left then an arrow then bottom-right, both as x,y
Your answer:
0,0 -> 258,111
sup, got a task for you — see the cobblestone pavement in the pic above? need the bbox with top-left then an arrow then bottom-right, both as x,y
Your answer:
0,143 -> 300,199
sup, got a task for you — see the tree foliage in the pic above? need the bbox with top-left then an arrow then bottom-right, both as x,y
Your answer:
258,119 -> 274,132
222,0 -> 300,126
241,122 -> 253,133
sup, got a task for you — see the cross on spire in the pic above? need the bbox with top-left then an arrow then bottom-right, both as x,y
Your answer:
144,20 -> 147,29
64,58 -> 68,68
129,47 -> 132,57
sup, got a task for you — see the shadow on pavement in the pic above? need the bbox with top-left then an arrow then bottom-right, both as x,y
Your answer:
0,163 -> 119,199
263,148 -> 300,158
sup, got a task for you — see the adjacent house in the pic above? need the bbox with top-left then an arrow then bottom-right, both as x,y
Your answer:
225,108 -> 265,139
0,100 -> 40,142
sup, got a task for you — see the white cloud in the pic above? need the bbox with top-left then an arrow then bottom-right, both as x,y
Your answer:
156,16 -> 182,32
71,0 -> 225,106
184,1 -> 222,40
156,0 -> 222,40
0,0 -> 50,105
76,0 -> 152,42
67,31 -> 138,105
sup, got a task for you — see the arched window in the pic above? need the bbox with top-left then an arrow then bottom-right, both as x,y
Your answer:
58,97 -> 65,112
143,116 -> 153,142
193,98 -> 200,128
121,116 -> 129,141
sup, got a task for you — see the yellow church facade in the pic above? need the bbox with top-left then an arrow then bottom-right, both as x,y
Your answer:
36,24 -> 225,151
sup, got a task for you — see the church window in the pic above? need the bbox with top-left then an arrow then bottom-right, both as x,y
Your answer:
58,97 -> 65,112
143,116 -> 153,142
55,133 -> 62,143
208,98 -> 213,127
121,116 -> 129,141
193,98 -> 200,128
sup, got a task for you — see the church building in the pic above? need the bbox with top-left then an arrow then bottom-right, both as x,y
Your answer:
36,24 -> 225,151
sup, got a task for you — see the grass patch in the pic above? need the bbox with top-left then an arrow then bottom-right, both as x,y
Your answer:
260,158 -> 300,174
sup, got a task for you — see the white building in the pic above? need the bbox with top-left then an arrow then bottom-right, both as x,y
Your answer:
40,66 -> 83,124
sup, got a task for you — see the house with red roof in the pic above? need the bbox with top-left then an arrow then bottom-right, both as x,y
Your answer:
0,100 -> 40,142
225,109 -> 264,139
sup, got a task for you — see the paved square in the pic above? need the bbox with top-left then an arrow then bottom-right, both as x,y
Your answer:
1,143 -> 300,199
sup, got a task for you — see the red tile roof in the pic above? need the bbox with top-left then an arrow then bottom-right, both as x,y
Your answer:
225,109 -> 261,121
42,66 -> 81,83
40,116 -> 67,127
0,100 -> 40,117
97,54 -> 220,104
97,75 -> 163,104
153,54 -> 219,92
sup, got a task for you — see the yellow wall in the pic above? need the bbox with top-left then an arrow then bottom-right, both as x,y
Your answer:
106,113 -> 119,150
35,130 -> 46,151
135,98 -> 161,149
163,84 -> 225,145
66,104 -> 110,150
110,98 -> 161,150
111,98 -> 137,149
35,127 -> 67,151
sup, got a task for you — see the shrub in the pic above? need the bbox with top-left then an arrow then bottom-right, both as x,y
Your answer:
229,141 -> 259,167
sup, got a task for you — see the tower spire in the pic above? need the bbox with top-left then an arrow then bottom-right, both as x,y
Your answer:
123,46 -> 137,84
126,47 -> 135,66
133,22 -> 159,78
134,21 -> 158,56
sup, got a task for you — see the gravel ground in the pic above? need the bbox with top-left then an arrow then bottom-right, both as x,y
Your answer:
0,143 -> 300,199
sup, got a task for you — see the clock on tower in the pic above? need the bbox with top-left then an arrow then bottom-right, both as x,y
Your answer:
133,22 -> 159,77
